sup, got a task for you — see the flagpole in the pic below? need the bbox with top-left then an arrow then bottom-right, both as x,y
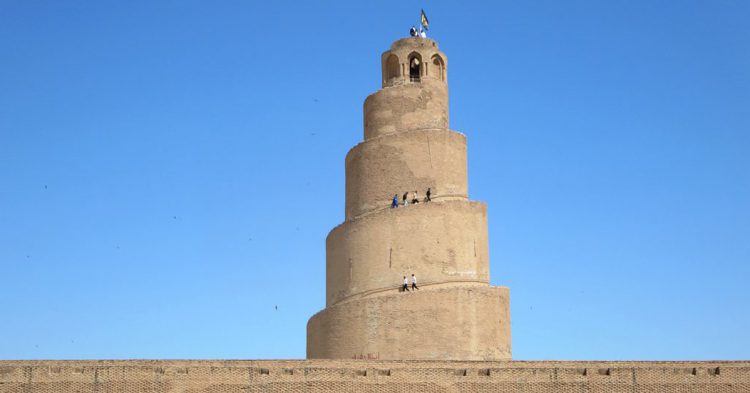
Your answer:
418,12 -> 422,37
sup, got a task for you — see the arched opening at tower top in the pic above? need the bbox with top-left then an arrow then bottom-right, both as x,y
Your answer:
408,52 -> 422,82
385,54 -> 400,81
432,54 -> 445,81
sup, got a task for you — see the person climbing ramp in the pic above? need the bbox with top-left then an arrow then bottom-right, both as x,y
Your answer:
402,276 -> 410,292
411,274 -> 419,290
402,192 -> 409,206
391,194 -> 399,208
425,188 -> 432,202
411,191 -> 420,204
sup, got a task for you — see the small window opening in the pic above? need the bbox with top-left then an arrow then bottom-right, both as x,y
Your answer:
432,55 -> 445,81
385,54 -> 400,81
410,57 -> 421,82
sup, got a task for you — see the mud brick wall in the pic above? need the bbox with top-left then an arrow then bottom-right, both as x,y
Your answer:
1,360 -> 748,392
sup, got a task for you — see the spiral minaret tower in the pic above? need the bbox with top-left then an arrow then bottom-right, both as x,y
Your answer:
307,36 -> 511,360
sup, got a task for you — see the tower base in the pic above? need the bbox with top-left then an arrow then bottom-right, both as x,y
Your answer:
307,286 -> 511,360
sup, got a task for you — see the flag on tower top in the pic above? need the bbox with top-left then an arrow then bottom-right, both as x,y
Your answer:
420,9 -> 429,31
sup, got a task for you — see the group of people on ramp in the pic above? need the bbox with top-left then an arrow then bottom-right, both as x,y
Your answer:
391,188 -> 432,208
401,274 -> 419,292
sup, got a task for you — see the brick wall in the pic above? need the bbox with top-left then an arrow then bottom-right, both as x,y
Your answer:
1,360 -> 748,392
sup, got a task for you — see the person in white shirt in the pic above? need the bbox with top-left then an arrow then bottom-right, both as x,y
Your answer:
411,274 -> 419,290
402,276 -> 410,292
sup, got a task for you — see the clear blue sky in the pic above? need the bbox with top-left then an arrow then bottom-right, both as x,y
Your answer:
1,1 -> 748,361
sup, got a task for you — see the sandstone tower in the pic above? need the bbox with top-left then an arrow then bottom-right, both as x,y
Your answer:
307,36 -> 511,360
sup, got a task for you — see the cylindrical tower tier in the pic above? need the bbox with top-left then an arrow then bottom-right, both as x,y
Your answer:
345,128 -> 468,220
308,286 -> 511,360
368,37 -> 449,139
327,200 -> 489,307
364,80 -> 448,139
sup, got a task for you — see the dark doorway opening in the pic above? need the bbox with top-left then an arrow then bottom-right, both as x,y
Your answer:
410,58 -> 421,82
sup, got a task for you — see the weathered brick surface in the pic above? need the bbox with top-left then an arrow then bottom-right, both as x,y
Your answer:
1,360 -> 748,392
308,286 -> 511,360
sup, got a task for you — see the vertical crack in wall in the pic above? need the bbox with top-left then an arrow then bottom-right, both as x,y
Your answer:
426,134 -> 433,168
